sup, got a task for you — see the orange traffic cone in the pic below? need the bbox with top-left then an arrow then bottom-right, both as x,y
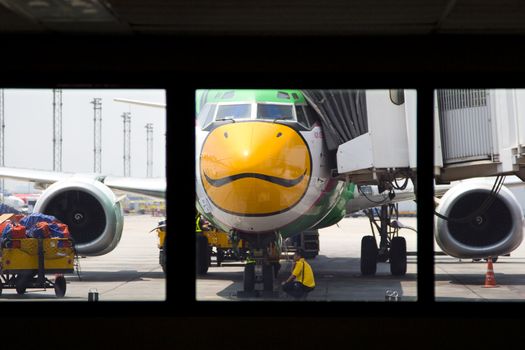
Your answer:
482,257 -> 499,288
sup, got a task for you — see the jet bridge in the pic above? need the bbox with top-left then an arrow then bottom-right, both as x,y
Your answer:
434,89 -> 525,183
301,89 -> 418,276
302,89 -> 417,187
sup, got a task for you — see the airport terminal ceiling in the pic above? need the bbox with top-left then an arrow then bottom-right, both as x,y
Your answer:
0,0 -> 524,36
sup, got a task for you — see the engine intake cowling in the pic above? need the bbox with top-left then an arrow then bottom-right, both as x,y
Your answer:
34,178 -> 124,256
435,180 -> 524,259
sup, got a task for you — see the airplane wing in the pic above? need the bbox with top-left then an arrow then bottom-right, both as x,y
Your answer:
113,98 -> 166,109
0,166 -> 166,199
434,184 -> 451,198
103,176 -> 165,199
0,166 -> 71,184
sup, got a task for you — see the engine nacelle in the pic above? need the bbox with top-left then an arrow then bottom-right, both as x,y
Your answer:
435,180 -> 524,259
34,178 -> 124,256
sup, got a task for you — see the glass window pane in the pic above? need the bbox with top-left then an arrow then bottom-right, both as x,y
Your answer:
197,103 -> 217,128
295,105 -> 310,128
389,89 -> 405,105
256,104 -> 294,120
216,104 -> 251,120
303,105 -> 317,126
277,91 -> 290,99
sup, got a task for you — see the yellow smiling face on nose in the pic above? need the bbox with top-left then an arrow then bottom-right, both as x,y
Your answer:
200,122 -> 311,216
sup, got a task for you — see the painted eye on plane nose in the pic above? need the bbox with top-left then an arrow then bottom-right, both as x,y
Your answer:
276,132 -> 282,138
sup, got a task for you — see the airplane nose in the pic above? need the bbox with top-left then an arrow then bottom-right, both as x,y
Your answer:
200,122 -> 311,216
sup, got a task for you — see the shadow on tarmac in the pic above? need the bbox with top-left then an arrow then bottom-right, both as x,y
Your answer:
435,273 -> 525,286
0,291 -> 78,300
71,270 -> 165,282
198,255 -> 417,301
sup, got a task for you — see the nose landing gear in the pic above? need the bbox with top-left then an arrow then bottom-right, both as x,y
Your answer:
236,232 -> 281,298
360,204 -> 409,276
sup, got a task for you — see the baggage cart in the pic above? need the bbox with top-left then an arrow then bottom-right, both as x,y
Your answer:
0,237 -> 75,297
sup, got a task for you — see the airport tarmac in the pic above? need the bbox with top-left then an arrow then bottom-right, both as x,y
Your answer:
196,216 -> 418,301
435,238 -> 525,301
0,215 -> 166,301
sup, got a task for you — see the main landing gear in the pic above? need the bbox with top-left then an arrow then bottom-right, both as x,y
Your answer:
235,232 -> 281,298
360,204 -> 407,276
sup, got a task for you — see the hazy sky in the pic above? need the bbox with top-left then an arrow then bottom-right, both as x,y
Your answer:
1,89 -> 166,192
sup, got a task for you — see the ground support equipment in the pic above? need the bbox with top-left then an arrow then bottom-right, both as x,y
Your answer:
0,238 -> 75,297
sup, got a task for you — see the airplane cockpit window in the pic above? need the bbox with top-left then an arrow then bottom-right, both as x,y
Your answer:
277,91 -> 291,99
295,104 -> 317,128
389,89 -> 405,105
197,102 -> 217,128
216,104 -> 251,120
256,104 -> 294,121
221,91 -> 235,99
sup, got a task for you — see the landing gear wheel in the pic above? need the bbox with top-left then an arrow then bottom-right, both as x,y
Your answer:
54,276 -> 66,298
390,236 -> 407,276
273,262 -> 281,278
263,264 -> 274,292
196,235 -> 210,275
160,250 -> 166,273
484,256 -> 498,263
15,275 -> 28,295
217,249 -> 224,267
360,236 -> 378,276
244,263 -> 255,292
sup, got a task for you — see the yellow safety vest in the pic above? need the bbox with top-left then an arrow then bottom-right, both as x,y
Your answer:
196,216 -> 202,232
292,258 -> 315,288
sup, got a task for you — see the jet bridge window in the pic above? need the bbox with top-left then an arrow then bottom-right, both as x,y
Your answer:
256,104 -> 294,121
216,104 -> 251,121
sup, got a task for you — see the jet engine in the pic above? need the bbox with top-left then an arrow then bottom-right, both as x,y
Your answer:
435,180 -> 524,259
33,178 -> 124,256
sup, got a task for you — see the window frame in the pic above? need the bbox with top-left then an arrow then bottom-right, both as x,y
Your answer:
214,101 -> 254,122
255,101 -> 296,122
201,101 -> 314,131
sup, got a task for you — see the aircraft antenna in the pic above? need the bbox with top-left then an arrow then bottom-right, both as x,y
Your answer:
53,89 -> 63,172
91,98 -> 102,173
122,112 -> 131,176
145,123 -> 153,177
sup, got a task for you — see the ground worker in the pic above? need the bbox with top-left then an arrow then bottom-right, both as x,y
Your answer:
196,214 -> 211,232
281,248 -> 315,299
196,214 -> 202,233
